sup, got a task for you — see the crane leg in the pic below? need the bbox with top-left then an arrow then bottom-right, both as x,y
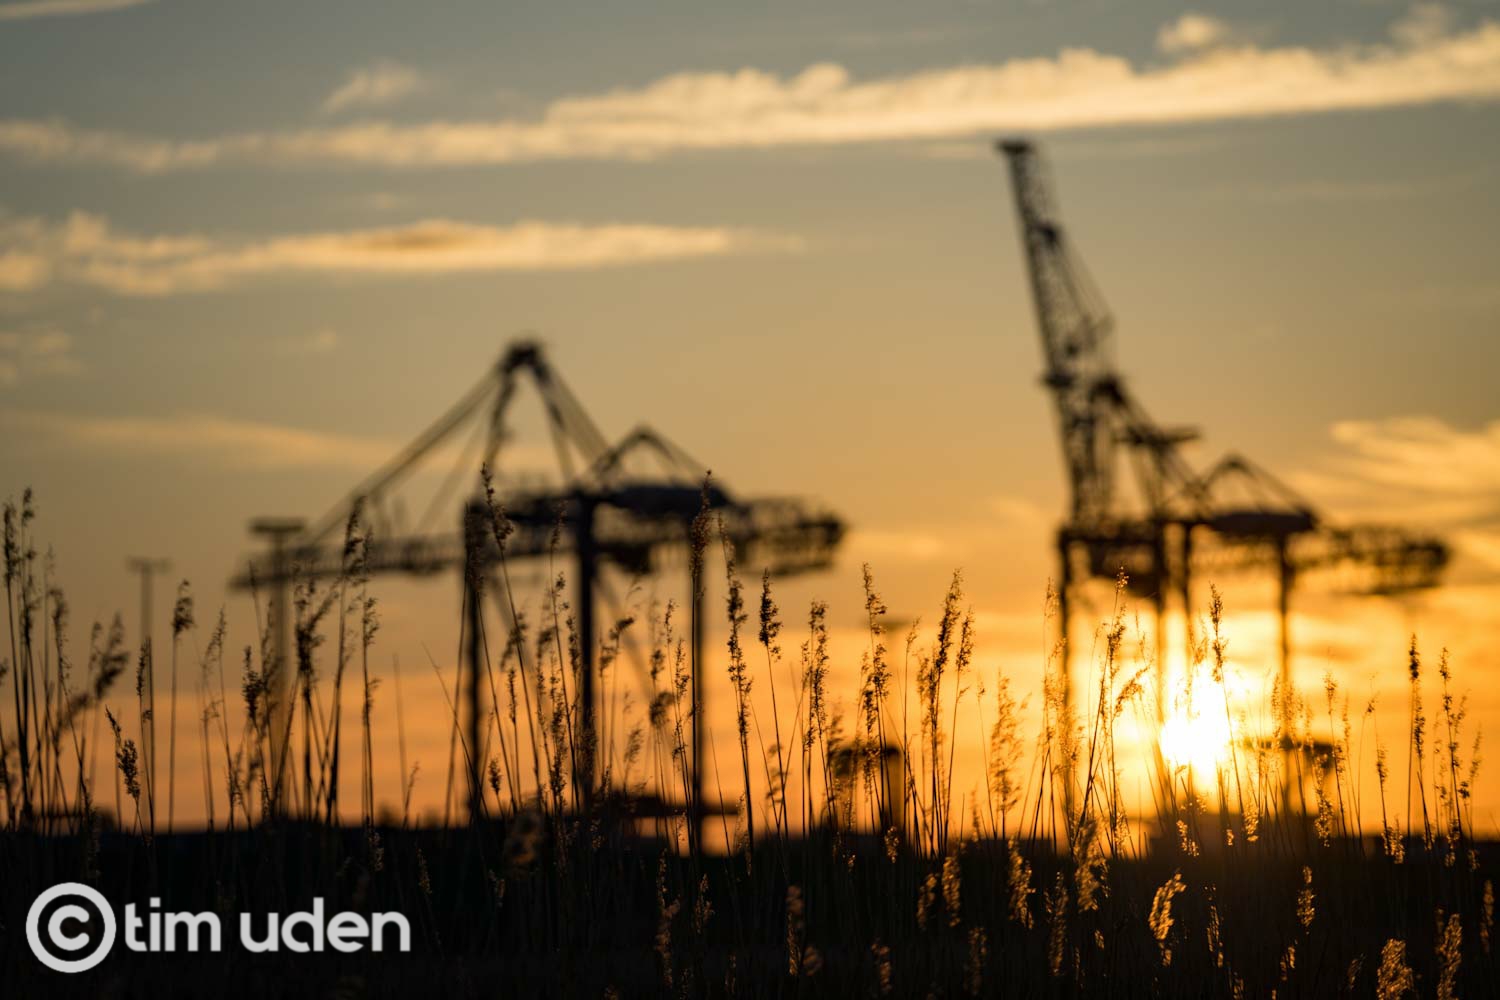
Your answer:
268,573 -> 291,815
1152,530 -> 1167,729
1276,536 -> 1295,821
1056,533 -> 1074,826
576,496 -> 598,815
1179,525 -> 1192,666
465,559 -> 485,824
690,576 -> 704,853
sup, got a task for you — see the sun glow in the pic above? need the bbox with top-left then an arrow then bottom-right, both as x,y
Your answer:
1159,705 -> 1233,778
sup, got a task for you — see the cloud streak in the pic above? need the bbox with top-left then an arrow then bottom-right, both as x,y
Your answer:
322,61 -> 428,114
2,408 -> 560,475
0,329 -> 79,386
2,12 -> 1500,171
1156,13 -> 1236,55
0,212 -> 798,296
0,0 -> 151,21
1292,416 -> 1500,570
1315,417 -> 1500,511
2,409 -> 416,469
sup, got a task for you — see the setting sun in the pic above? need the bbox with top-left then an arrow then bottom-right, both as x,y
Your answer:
1159,702 -> 1235,779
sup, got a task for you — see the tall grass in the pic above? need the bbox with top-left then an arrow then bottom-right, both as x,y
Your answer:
0,486 -> 1494,997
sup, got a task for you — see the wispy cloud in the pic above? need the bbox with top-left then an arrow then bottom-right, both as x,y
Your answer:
0,212 -> 799,296
3,11 -> 1498,171
1156,13 -> 1237,54
1291,416 -> 1500,569
0,0 -> 152,21
1,408 -> 559,474
322,61 -> 428,114
1320,417 -> 1500,509
2,409 -> 411,469
0,329 -> 79,386
0,247 -> 50,290
1391,2 -> 1455,48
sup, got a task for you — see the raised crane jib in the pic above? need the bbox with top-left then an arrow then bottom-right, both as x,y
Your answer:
999,138 -> 1120,526
997,140 -> 1114,380
299,340 -> 611,547
485,340 -> 612,486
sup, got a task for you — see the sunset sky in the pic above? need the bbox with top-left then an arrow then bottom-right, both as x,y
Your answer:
2,0 -> 1498,829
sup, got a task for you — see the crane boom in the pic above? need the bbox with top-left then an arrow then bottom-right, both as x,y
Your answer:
999,139 -> 1119,526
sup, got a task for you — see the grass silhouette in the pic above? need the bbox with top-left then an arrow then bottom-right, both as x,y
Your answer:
0,487 -> 1494,996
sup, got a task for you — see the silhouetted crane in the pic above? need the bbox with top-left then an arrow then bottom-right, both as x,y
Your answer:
996,140 -> 1448,768
231,340 -> 843,836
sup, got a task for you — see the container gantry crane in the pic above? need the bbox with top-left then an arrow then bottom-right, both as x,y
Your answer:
997,139 -> 1448,772
231,340 -> 843,838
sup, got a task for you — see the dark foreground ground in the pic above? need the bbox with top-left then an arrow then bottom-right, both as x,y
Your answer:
1,821 -> 1495,998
